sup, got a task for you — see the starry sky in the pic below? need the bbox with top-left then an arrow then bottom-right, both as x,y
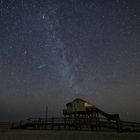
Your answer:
0,0 -> 140,122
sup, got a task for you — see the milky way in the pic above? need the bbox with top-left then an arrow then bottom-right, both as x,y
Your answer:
36,0 -> 82,94
0,0 -> 140,121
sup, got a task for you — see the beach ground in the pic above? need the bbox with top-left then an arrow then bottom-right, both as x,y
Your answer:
0,128 -> 140,140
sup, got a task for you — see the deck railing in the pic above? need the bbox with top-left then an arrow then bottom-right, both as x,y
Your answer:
11,117 -> 140,132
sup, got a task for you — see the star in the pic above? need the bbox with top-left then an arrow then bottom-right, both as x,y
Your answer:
42,15 -> 45,19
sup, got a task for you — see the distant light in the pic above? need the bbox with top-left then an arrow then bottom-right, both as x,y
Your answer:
42,15 -> 45,19
24,50 -> 27,55
136,84 -> 139,87
38,64 -> 47,69
102,15 -> 105,18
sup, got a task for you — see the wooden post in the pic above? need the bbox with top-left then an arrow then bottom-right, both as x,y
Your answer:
95,113 -> 98,131
45,105 -> 48,129
69,114 -> 72,130
45,106 -> 48,122
97,113 -> 101,131
51,117 -> 54,130
116,119 -> 122,132
91,113 -> 94,131
64,115 -> 66,129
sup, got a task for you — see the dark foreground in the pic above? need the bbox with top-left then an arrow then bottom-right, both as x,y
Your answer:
0,129 -> 140,140
0,123 -> 140,140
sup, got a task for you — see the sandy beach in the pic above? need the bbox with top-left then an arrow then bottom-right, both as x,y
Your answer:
0,128 -> 140,140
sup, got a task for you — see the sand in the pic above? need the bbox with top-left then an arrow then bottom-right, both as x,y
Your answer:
0,123 -> 140,140
0,129 -> 140,140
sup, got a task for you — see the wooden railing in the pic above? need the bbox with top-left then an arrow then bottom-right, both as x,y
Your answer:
11,117 -> 140,132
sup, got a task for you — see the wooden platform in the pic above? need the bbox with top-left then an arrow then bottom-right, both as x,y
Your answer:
11,117 -> 140,132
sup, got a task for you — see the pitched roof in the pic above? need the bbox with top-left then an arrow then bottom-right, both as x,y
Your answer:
66,98 -> 95,106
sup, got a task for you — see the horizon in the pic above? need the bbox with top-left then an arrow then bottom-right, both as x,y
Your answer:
1,97 -> 140,122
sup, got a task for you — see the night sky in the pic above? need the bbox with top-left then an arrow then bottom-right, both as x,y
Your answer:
0,0 -> 140,122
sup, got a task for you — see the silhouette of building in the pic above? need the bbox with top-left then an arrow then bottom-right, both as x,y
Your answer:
63,98 -> 121,131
